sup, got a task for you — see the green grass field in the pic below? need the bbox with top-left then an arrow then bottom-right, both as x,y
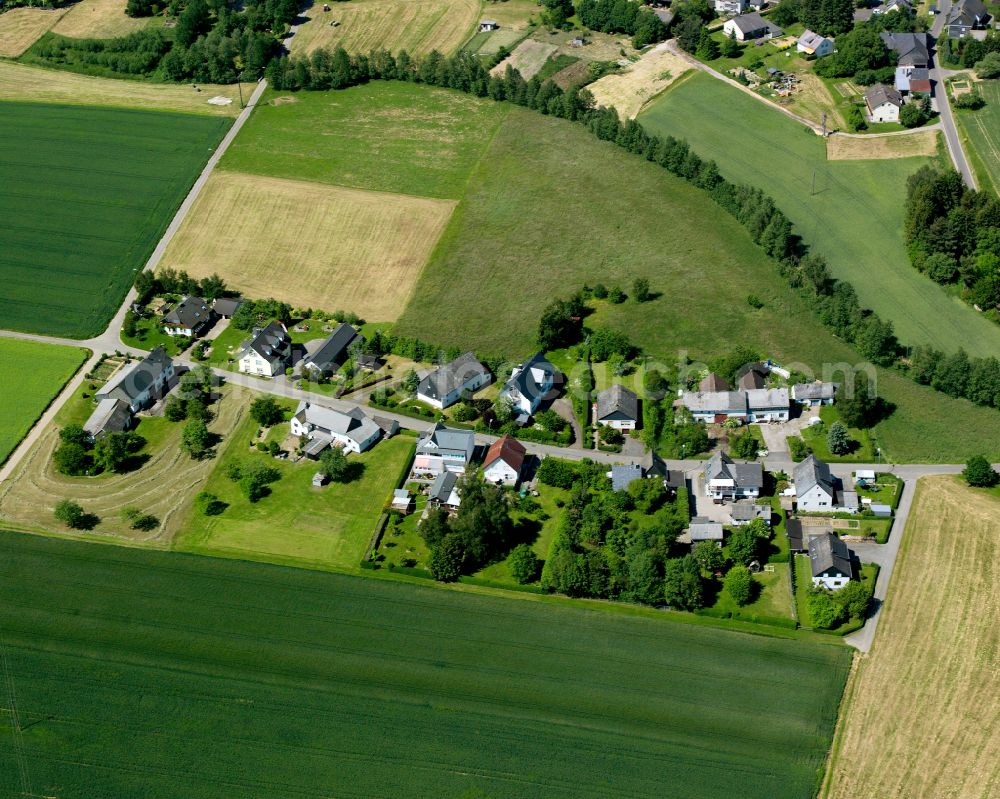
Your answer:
0,338 -> 86,464
0,531 -> 852,799
955,80 -> 1000,195
637,72 -> 1000,358
0,101 -> 230,338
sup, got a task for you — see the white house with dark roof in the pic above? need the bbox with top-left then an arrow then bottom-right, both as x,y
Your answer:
412,423 -> 476,478
500,353 -> 556,421
794,455 -> 836,511
302,323 -> 359,376
808,532 -> 855,590
715,0 -> 748,14
95,347 -> 175,413
864,83 -> 904,123
723,11 -> 782,40
796,29 -> 834,57
730,500 -> 771,526
792,381 -> 838,406
290,400 -> 381,455
416,352 -> 491,410
946,0 -> 988,37
703,451 -> 762,500
677,387 -> 789,423
595,384 -> 639,430
236,321 -> 292,377
745,388 -> 790,422
163,296 -> 214,337
429,471 -> 462,510
82,397 -> 132,441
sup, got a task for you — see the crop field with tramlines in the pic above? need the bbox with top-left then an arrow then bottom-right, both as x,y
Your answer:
0,532 -> 851,799
0,101 -> 230,338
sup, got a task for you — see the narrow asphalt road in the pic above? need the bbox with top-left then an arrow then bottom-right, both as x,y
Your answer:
930,0 -> 977,188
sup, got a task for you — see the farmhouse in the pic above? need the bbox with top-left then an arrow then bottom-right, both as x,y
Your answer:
723,12 -> 782,41
96,347 -> 175,413
428,471 -> 462,511
596,384 -> 639,430
946,0 -> 989,37
808,532 -> 855,590
500,353 -> 556,422
864,84 -> 904,123
611,463 -> 644,492
236,321 -> 292,377
879,31 -> 929,69
302,323 -> 359,376
482,435 -> 526,486
730,500 -> 771,526
715,0 -> 748,14
678,386 -> 789,423
797,29 -> 834,57
792,381 -> 838,406
412,423 -> 476,478
212,296 -> 243,318
703,451 -> 762,500
416,352 -> 491,410
163,295 -> 213,337
290,400 -> 382,455
82,397 -> 132,441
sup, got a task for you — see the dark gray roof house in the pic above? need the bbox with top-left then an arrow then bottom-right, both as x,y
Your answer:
704,451 -> 764,493
429,470 -> 461,508
728,11 -> 782,38
417,352 -> 491,409
304,323 -> 359,374
596,384 -> 639,425
83,397 -> 132,440
96,347 -> 175,412
163,295 -> 213,335
611,464 -> 644,492
236,321 -> 292,375
947,0 -> 988,36
808,532 -> 855,580
212,297 -> 243,318
879,31 -> 929,67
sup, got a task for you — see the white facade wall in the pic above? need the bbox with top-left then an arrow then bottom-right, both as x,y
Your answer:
796,484 -> 835,512
869,101 -> 900,123
812,573 -> 850,590
484,460 -> 519,486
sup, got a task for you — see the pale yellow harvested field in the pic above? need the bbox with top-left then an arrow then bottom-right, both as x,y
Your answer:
588,43 -> 691,118
491,38 -> 557,80
480,0 -> 536,29
0,7 -> 65,57
291,0 -> 479,56
52,0 -> 151,39
827,130 -> 940,161
160,171 -> 455,321
0,61 -> 241,115
823,476 -> 1000,799
0,388 -> 248,546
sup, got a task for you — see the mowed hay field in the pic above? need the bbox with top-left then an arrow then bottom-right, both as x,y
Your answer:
0,6 -> 65,56
823,476 -> 1000,799
826,129 -> 940,161
588,43 -> 692,119
0,387 -> 248,544
0,338 -> 86,466
0,61 -> 240,115
956,80 -> 1000,195
290,0 -> 478,57
159,171 -> 454,321
51,0 -> 150,38
0,532 -> 852,799
638,71 -> 1000,357
491,39 -> 558,80
0,101 -> 230,338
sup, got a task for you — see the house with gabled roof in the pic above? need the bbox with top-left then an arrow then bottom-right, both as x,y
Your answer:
864,83 -> 904,123
412,422 -> 476,478
500,353 -> 556,422
303,323 -> 359,376
290,400 -> 381,455
596,384 -> 639,431
722,11 -> 782,41
236,321 -> 292,377
792,381 -> 838,406
736,362 -> 768,391
610,463 -> 644,492
163,295 -> 214,337
677,391 -> 748,423
416,352 -> 491,410
879,31 -> 929,68
745,388 -> 790,422
808,532 -> 855,590
793,455 -> 836,511
703,451 -> 762,500
796,29 -> 834,57
82,397 -> 132,441
699,372 -> 732,392
946,0 -> 989,37
429,471 -> 462,510
687,517 -> 725,545
95,347 -> 175,413
482,435 -> 526,486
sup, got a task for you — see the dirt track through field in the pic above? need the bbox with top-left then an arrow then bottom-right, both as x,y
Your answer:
823,475 -> 1000,799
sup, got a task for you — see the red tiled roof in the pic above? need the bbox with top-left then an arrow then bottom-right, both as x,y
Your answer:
484,434 -> 526,472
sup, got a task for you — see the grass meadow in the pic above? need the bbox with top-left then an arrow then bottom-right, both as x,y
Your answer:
0,6 -> 64,57
823,477 -> 1000,799
50,0 -> 151,39
0,338 -> 86,465
637,71 -> 1000,358
0,530 -> 851,799
955,80 -> 1000,196
0,101 -> 230,338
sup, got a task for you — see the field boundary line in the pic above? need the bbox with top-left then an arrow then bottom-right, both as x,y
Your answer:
0,627 -> 32,796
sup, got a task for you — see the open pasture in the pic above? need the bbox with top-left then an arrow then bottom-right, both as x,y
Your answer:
0,338 -> 86,467
0,101 -> 230,338
0,6 -> 65,56
0,530 -> 851,799
955,80 -> 1000,195
588,42 -> 692,118
290,0 -> 478,57
51,0 -> 151,39
491,38 -> 558,80
160,170 -> 454,321
0,61 -> 240,114
826,129 -> 940,161
823,477 -> 1000,799
638,71 -> 1000,357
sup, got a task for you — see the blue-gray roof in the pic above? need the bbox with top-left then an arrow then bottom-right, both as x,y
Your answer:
611,464 -> 643,492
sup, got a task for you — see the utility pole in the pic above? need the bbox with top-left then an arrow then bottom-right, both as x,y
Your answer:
237,74 -> 244,109
811,169 -> 816,196
822,111 -> 827,137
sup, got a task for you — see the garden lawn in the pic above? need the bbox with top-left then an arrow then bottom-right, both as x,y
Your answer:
798,404 -> 876,462
0,530 -> 852,799
709,562 -> 795,625
174,408 -> 415,571
0,101 -> 230,337
954,79 -> 1000,195
0,338 -> 86,465
638,71 -> 1000,357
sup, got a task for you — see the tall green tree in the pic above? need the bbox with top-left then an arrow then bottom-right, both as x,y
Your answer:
962,455 -> 999,487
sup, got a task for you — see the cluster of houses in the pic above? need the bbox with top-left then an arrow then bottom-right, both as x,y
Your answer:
84,348 -> 177,441
234,320 -> 365,379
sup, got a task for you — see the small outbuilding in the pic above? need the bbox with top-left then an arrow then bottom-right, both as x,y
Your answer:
479,19 -> 499,31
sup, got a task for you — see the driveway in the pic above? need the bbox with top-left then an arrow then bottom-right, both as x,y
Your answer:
551,397 -> 584,450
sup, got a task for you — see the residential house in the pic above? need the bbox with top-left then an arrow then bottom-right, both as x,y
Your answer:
946,0 -> 988,37
212,297 -> 242,318
412,423 -> 476,478
500,353 -> 556,422
302,323 -> 359,376
687,517 -> 724,546
792,381 -> 838,406
895,66 -> 932,94
82,397 -> 132,441
874,0 -> 912,13
236,321 -> 292,377
163,295 -> 213,337
596,384 -> 639,431
722,12 -> 782,41
703,451 -> 763,500
290,400 -> 382,455
611,464 -> 644,492
482,435 -> 527,486
391,489 -> 414,514
808,532 -> 855,590
428,471 -> 462,511
794,455 -> 836,511
749,0 -> 768,8
730,500 -> 771,526
796,29 -> 835,57
879,31 -> 929,69
745,388 -> 790,422
644,452 -> 686,497
677,390 -> 748,423
715,0 -> 748,14
864,84 -> 904,123
736,362 -> 768,391
96,347 -> 175,413
372,416 -> 399,438
416,352 -> 492,410
699,372 -> 732,392
479,19 -> 498,31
